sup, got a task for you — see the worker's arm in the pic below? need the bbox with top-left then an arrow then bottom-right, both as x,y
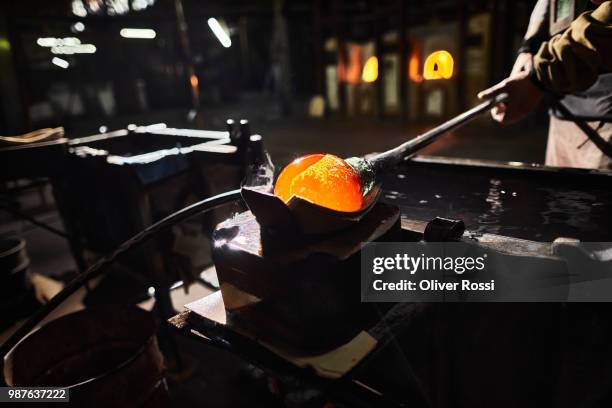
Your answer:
533,1 -> 612,94
512,0 -> 550,76
486,0 -> 549,123
522,0 -> 550,52
479,1 -> 612,123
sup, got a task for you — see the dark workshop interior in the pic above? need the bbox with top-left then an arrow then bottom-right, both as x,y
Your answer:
1,0 -> 612,407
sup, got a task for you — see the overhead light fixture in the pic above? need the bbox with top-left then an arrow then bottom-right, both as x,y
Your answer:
207,18 -> 231,48
71,22 -> 85,33
37,37 -> 81,47
120,28 -> 157,39
52,57 -> 69,69
107,0 -> 130,15
37,38 -> 55,47
51,44 -> 96,54
72,0 -> 156,17
71,0 -> 87,17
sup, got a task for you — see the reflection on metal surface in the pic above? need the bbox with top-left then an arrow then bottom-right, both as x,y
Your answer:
381,157 -> 612,241
120,28 -> 156,39
508,161 -> 525,166
37,37 -> 80,47
477,179 -> 504,234
105,140 -> 236,165
71,22 -> 85,33
147,127 -> 228,139
541,189 -> 598,231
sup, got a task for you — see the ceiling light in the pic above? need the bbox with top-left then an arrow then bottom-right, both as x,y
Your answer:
52,57 -> 69,69
207,18 -> 231,48
120,28 -> 157,39
71,22 -> 85,33
51,44 -> 96,54
37,37 -> 81,47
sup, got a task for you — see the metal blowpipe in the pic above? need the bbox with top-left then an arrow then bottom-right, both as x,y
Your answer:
368,93 -> 510,172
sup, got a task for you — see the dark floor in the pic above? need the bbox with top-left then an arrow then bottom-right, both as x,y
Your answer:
1,96 -> 550,407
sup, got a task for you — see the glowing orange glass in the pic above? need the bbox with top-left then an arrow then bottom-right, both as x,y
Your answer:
274,154 -> 363,212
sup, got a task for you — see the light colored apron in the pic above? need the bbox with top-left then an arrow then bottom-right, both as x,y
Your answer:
545,115 -> 612,170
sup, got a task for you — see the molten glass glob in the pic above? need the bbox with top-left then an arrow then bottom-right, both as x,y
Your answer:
274,154 -> 363,212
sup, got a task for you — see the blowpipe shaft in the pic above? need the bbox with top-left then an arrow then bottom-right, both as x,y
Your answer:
370,93 -> 509,172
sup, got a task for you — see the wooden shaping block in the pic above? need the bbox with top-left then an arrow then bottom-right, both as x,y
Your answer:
212,202 -> 401,353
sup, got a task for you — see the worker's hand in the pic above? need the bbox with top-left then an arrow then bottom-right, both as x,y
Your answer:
511,52 -> 533,76
477,69 -> 543,124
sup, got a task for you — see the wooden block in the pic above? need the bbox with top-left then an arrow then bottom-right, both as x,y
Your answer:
211,202 -> 401,352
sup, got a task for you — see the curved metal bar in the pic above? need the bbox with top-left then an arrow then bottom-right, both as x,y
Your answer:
0,189 -> 242,361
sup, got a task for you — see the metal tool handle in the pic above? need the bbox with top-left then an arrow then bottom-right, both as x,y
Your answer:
370,93 -> 509,172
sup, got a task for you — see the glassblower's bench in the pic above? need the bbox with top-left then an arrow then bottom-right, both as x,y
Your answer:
169,156 -> 612,407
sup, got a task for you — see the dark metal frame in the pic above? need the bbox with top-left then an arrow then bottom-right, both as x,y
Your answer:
168,309 -> 418,407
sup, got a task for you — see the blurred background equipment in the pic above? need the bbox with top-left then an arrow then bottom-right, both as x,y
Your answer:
4,305 -> 167,407
1,0 -> 543,140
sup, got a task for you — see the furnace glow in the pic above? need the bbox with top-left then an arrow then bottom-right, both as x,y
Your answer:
274,154 -> 363,212
423,50 -> 454,80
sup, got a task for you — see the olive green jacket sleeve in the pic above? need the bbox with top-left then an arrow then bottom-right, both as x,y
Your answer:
533,1 -> 612,94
